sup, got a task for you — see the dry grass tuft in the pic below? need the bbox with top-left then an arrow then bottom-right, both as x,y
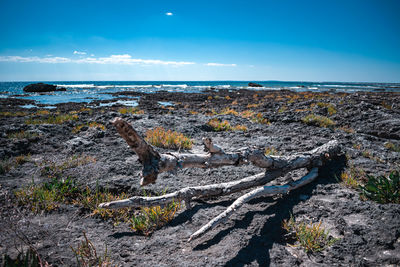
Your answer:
145,127 -> 192,150
118,107 -> 145,115
302,114 -> 336,128
220,108 -> 239,116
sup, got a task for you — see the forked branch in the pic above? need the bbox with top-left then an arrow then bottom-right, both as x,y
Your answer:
104,118 -> 341,242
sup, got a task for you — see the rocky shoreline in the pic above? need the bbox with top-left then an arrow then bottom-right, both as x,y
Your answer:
1,89 -> 400,266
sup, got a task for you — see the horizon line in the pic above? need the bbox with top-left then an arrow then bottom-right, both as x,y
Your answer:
1,80 -> 399,84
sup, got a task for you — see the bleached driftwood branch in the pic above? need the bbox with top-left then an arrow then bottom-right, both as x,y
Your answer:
188,167 -> 319,241
99,171 -> 280,209
111,117 -> 339,185
104,118 -> 341,242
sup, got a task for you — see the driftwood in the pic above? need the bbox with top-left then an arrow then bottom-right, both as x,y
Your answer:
100,117 -> 341,241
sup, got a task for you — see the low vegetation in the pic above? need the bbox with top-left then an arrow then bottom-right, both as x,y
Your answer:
361,150 -> 384,163
337,126 -> 355,134
7,130 -> 39,139
278,106 -> 287,113
313,102 -> 337,116
240,110 -> 255,119
15,176 -> 81,212
0,154 -> 31,175
130,200 -> 181,235
207,118 -> 247,132
0,111 -> 28,117
283,215 -> 338,253
385,142 -> 400,152
207,119 -> 231,131
360,171 -> 400,204
251,113 -> 269,124
118,106 -> 145,115
247,103 -> 259,108
15,175 -> 182,235
302,114 -> 336,128
145,127 -> 193,150
25,114 -> 79,125
264,147 -> 278,156
72,121 -> 106,133
381,101 -> 392,110
71,232 -> 112,267
39,155 -> 96,179
219,107 -> 239,116
339,166 -> 366,189
2,247 -> 46,267
35,110 -> 50,116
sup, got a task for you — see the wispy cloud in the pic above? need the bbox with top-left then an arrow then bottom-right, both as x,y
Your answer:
73,51 -> 87,55
0,54 -> 195,66
0,56 -> 72,63
165,12 -> 173,16
206,62 -> 237,67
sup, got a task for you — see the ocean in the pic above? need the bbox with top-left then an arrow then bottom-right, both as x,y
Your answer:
1,81 -> 399,108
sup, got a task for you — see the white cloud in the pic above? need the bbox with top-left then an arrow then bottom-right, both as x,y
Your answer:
205,63 -> 237,67
73,51 -> 87,55
166,12 -> 173,16
0,54 -> 195,66
0,56 -> 71,63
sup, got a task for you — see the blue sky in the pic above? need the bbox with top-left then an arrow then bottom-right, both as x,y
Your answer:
0,0 -> 399,82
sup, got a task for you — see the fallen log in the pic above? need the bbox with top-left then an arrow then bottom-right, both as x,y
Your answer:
101,118 -> 341,241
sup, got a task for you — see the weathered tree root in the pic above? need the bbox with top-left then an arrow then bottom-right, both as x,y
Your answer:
102,118 -> 341,242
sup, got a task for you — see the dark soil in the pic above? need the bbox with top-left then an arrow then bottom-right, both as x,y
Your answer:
1,89 -> 400,266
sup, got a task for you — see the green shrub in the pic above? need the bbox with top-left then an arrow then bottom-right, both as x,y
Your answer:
360,171 -> 400,204
302,114 -> 336,128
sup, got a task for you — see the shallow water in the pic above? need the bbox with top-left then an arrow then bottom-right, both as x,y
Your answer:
1,81 -> 399,108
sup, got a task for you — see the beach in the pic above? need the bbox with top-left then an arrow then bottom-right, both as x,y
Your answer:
1,88 -> 400,266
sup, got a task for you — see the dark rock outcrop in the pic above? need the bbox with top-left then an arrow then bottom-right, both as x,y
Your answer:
23,83 -> 66,93
248,82 -> 263,87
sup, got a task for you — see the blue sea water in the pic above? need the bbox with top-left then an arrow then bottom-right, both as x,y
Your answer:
0,81 -> 399,108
